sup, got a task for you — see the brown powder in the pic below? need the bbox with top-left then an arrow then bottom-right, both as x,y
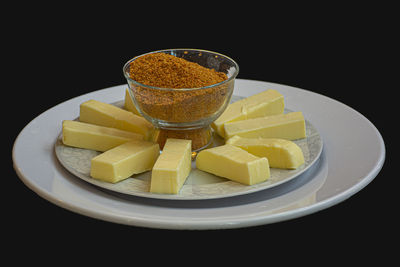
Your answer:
129,52 -> 227,88
128,52 -> 231,123
127,52 -> 233,150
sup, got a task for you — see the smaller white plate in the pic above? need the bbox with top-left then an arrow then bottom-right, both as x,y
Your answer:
54,98 -> 323,200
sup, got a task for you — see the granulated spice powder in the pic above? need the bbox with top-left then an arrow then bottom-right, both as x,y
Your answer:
129,53 -> 227,88
127,52 -> 232,150
128,52 -> 229,123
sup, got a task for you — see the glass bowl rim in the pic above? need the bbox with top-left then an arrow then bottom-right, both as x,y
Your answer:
122,48 -> 239,92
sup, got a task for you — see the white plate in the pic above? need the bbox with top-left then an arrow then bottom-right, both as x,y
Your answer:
54,98 -> 322,200
12,79 -> 385,229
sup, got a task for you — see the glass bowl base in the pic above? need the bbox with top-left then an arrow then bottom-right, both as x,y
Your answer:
152,126 -> 213,152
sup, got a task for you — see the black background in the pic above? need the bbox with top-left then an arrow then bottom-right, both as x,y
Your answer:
6,4 -> 394,262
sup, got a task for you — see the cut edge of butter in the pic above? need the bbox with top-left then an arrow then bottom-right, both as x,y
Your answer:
224,111 -> 306,140
150,138 -> 192,194
124,88 -> 141,116
212,89 -> 285,137
90,139 -> 160,183
79,99 -> 154,140
226,135 -> 305,169
62,120 -> 144,152
196,144 -> 270,185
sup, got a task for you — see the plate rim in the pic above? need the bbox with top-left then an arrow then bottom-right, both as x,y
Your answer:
14,149 -> 384,229
12,79 -> 386,229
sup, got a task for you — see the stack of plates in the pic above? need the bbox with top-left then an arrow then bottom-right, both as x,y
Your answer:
12,79 -> 385,230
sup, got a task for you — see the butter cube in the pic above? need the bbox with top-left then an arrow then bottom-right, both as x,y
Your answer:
226,136 -> 305,169
80,99 -> 153,140
124,88 -> 141,116
90,140 -> 160,183
212,89 -> 284,137
150,138 -> 192,194
224,112 -> 306,140
196,144 -> 270,185
62,120 -> 143,152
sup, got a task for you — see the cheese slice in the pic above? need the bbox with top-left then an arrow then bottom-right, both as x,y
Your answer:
80,99 -> 153,140
224,112 -> 306,140
62,120 -> 143,152
226,136 -> 305,169
212,89 -> 284,137
90,140 -> 160,183
150,138 -> 192,194
196,144 -> 270,185
124,88 -> 141,116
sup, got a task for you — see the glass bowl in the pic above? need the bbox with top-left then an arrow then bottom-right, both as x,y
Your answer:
123,49 -> 239,151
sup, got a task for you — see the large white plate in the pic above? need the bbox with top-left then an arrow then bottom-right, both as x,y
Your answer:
12,79 -> 385,229
54,98 -> 322,200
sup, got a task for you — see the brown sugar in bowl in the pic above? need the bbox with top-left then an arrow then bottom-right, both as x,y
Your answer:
123,49 -> 239,151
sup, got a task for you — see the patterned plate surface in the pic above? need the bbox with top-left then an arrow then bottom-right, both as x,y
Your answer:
54,96 -> 323,200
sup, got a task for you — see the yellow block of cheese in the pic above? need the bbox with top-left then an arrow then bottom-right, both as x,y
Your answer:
62,120 -> 143,152
196,144 -> 270,185
212,89 -> 284,137
226,136 -> 305,169
90,140 -> 160,183
150,138 -> 192,194
80,99 -> 153,140
124,88 -> 141,116
224,112 -> 306,140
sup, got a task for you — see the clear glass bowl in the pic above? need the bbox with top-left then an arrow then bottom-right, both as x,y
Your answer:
123,49 -> 239,151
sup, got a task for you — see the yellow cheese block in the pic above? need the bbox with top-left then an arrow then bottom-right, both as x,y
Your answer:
124,88 -> 141,116
150,138 -> 192,194
224,112 -> 306,140
62,120 -> 143,152
196,144 -> 270,185
80,99 -> 154,140
212,89 -> 284,137
226,136 -> 305,169
90,140 -> 160,183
